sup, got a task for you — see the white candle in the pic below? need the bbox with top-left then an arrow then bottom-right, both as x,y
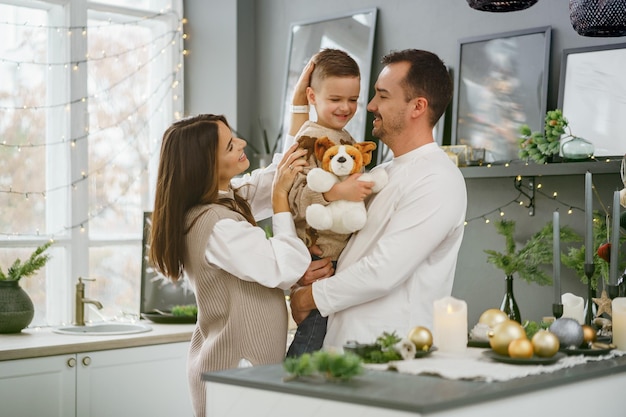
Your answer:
553,211 -> 561,304
612,298 -> 626,350
610,190 -> 620,286
433,296 -> 467,353
561,292 -> 584,325
585,172 -> 593,264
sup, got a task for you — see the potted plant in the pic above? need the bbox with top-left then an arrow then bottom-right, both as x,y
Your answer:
484,219 -> 580,322
518,109 -> 568,164
0,241 -> 53,333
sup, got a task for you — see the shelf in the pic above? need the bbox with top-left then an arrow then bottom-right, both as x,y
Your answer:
460,159 -> 622,179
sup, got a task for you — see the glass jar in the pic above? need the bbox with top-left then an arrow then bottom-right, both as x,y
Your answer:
561,136 -> 594,161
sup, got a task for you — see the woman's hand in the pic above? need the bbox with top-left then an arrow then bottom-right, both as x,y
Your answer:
272,143 -> 307,213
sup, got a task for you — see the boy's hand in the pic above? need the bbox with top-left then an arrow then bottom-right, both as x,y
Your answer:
323,173 -> 374,202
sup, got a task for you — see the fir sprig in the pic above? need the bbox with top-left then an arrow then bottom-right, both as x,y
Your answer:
283,351 -> 363,382
562,211 -> 626,290
484,219 -> 580,285
0,241 -> 53,281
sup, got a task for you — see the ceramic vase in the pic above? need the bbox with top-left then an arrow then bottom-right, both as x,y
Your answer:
0,280 -> 35,333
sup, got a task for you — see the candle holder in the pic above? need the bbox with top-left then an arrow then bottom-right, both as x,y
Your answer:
584,263 -> 595,325
553,303 -> 563,319
607,284 -> 621,300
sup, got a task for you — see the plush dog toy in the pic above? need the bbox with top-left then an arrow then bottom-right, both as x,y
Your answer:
306,137 -> 388,234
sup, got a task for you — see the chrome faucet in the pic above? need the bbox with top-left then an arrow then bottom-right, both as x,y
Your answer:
75,277 -> 103,326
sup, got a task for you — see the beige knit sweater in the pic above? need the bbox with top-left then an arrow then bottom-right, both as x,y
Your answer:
184,204 -> 288,417
288,121 -> 357,260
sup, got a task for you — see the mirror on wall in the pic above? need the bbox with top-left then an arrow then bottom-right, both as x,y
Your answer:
279,9 -> 377,146
558,43 -> 626,157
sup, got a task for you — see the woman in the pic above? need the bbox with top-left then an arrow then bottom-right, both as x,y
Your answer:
149,114 -> 310,417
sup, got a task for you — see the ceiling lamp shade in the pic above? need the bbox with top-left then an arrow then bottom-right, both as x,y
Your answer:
570,0 -> 626,37
466,0 -> 539,12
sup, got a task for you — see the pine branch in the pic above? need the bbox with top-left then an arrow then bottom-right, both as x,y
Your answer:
0,241 -> 53,281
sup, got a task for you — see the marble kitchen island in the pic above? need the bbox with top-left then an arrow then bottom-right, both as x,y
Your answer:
204,348 -> 626,416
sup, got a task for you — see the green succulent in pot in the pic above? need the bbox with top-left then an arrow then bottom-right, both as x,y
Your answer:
0,241 -> 53,281
518,109 -> 570,164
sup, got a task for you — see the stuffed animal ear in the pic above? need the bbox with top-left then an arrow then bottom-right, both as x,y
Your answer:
354,141 -> 377,166
313,137 -> 335,161
297,135 -> 318,160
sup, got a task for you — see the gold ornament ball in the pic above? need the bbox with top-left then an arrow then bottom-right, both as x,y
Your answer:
478,308 -> 509,329
408,326 -> 433,350
581,325 -> 597,346
508,338 -> 534,358
488,319 -> 527,355
531,330 -> 560,357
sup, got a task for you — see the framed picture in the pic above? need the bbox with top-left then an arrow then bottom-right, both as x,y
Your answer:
451,27 -> 551,163
140,212 -> 196,315
279,9 -> 377,146
558,42 -> 626,157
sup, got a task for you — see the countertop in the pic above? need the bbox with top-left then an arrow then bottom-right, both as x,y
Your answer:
203,350 -> 626,414
0,322 -> 194,361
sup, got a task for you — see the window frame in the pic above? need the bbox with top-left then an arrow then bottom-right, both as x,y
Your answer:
0,0 -> 183,325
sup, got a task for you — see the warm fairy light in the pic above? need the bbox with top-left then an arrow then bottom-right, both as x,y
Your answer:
536,183 -> 542,189
568,208 -> 573,214
553,191 -> 558,198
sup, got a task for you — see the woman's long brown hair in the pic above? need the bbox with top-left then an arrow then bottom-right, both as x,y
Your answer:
149,114 -> 256,281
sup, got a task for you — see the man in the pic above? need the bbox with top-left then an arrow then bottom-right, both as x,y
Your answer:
290,49 -> 468,350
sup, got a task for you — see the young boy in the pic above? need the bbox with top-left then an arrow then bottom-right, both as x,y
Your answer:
286,48 -> 373,357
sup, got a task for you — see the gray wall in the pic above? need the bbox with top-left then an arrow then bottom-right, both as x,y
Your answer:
184,0 -> 625,326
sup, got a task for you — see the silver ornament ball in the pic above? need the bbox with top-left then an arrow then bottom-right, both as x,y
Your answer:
549,318 -> 583,348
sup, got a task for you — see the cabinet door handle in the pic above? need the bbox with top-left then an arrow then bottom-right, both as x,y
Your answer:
67,357 -> 77,368
82,356 -> 91,366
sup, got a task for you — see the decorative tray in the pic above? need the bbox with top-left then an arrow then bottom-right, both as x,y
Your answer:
343,341 -> 437,361
482,350 -> 565,365
559,346 -> 613,356
141,311 -> 197,324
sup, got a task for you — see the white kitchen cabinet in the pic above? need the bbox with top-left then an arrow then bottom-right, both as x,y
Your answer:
0,342 -> 192,417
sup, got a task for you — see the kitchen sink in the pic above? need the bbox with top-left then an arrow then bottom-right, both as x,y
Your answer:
52,322 -> 152,336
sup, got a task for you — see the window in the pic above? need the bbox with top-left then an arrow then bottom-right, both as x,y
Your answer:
0,0 -> 184,326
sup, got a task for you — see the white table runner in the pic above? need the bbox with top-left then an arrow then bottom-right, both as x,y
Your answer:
365,348 -> 624,382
